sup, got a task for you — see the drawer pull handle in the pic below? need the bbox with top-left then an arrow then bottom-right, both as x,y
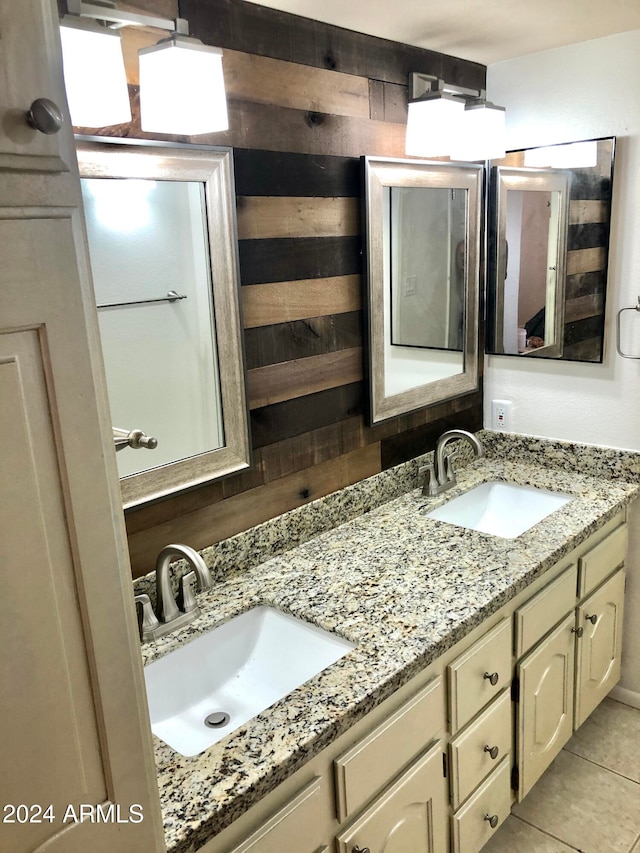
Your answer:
484,813 -> 499,829
572,626 -> 584,638
352,847 -> 370,853
484,671 -> 499,686
484,744 -> 500,760
585,613 -> 598,625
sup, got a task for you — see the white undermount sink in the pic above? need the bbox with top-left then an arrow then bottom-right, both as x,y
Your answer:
426,480 -> 573,539
144,606 -> 355,756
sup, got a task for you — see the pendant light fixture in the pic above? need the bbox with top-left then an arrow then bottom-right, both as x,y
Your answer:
59,0 -> 228,135
405,73 -> 507,161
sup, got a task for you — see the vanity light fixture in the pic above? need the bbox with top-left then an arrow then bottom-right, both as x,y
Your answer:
406,72 -> 506,161
59,0 -> 228,135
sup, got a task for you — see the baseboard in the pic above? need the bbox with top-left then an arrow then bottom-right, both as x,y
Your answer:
609,685 -> 640,710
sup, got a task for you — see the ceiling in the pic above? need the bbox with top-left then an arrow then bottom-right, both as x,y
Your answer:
245,0 -> 640,65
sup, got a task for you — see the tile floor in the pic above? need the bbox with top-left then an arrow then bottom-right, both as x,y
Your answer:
483,697 -> 640,853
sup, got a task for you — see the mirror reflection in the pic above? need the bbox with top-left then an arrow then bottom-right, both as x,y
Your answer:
364,157 -> 481,425
77,139 -> 251,508
488,137 -> 615,363
83,177 -> 224,478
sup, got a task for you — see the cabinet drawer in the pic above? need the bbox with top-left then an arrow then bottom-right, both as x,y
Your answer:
448,619 -> 512,732
451,757 -> 511,853
336,741 -> 448,853
578,523 -> 627,598
449,689 -> 512,809
514,564 -> 578,657
228,777 -> 324,853
334,676 -> 444,822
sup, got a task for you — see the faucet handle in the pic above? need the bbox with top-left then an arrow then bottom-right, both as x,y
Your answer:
177,571 -> 198,614
134,593 -> 160,640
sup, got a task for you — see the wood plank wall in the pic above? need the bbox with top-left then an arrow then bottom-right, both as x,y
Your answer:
69,0 -> 486,576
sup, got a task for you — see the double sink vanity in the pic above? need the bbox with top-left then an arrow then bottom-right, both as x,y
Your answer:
134,431 -> 638,853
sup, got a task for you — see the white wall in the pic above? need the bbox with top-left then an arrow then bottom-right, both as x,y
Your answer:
486,31 -> 640,703
485,30 -> 640,451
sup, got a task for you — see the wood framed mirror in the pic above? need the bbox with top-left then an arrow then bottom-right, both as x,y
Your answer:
76,138 -> 251,508
363,156 -> 482,425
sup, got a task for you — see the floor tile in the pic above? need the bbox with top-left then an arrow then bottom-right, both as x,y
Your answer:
482,814 -> 578,852
512,750 -> 640,852
564,698 -> 640,782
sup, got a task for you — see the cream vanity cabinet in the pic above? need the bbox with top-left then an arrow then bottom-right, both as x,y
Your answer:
514,514 -> 627,800
199,512 -> 629,853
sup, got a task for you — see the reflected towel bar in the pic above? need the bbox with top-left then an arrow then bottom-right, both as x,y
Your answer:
616,297 -> 640,359
97,290 -> 187,309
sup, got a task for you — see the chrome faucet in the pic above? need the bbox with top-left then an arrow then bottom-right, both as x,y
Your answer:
421,429 -> 484,497
134,544 -> 212,642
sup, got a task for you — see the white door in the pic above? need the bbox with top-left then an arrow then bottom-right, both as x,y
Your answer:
0,2 -> 165,851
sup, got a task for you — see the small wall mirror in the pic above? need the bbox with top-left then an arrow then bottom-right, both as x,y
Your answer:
487,137 -> 615,362
77,139 -> 251,508
363,157 -> 482,424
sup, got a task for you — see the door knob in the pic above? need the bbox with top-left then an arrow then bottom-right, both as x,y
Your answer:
27,98 -> 63,134
585,613 -> 598,625
484,671 -> 499,686
484,813 -> 499,829
352,847 -> 370,853
572,626 -> 584,637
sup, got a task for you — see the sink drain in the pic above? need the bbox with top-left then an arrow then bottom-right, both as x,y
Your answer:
204,711 -> 231,729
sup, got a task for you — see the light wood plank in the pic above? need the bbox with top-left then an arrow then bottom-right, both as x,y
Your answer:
569,199 -> 606,225
127,444 -> 381,575
122,32 -> 370,119
248,347 -> 363,409
565,293 -> 605,324
242,275 -> 362,327
566,247 -> 606,276
237,196 -> 359,240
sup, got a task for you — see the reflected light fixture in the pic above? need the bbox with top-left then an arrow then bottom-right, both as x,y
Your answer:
59,0 -> 228,135
524,140 -> 598,169
406,73 -> 507,161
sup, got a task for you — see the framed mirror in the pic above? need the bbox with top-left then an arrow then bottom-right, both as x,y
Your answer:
76,138 -> 251,508
487,137 -> 615,362
363,157 -> 482,425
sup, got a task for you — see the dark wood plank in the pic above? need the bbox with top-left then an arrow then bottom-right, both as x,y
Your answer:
239,236 -> 362,285
570,172 -> 613,200
234,149 -> 360,197
250,382 -> 364,448
567,222 -> 608,251
564,315 -> 605,350
244,312 -> 363,370
182,0 -> 485,88
380,399 -> 483,469
565,270 -> 607,301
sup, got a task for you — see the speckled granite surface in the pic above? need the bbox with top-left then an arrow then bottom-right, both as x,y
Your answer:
137,435 -> 640,853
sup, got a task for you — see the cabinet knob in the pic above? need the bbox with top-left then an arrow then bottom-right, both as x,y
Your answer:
352,847 -> 370,853
484,744 -> 500,760
484,813 -> 499,829
572,626 -> 584,638
484,671 -> 499,686
585,613 -> 598,625
26,98 -> 63,134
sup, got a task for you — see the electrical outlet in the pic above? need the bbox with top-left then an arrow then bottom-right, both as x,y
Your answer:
492,399 -> 512,431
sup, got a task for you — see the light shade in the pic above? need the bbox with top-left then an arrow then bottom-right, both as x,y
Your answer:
60,18 -> 132,127
139,35 -> 228,135
450,102 -> 506,161
405,93 -> 465,157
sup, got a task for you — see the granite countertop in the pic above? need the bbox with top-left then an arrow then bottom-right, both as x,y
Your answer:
139,440 -> 639,853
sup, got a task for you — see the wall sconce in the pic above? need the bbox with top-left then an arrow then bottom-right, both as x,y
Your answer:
406,73 -> 506,161
60,0 -> 229,135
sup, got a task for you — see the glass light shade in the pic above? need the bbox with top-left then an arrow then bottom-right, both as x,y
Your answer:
60,20 -> 131,128
405,94 -> 465,157
450,103 -> 506,161
139,37 -> 229,135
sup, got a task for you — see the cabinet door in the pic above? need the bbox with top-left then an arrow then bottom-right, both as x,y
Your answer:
575,569 -> 625,728
516,613 -> 575,800
335,742 -> 448,853
0,3 -> 164,852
